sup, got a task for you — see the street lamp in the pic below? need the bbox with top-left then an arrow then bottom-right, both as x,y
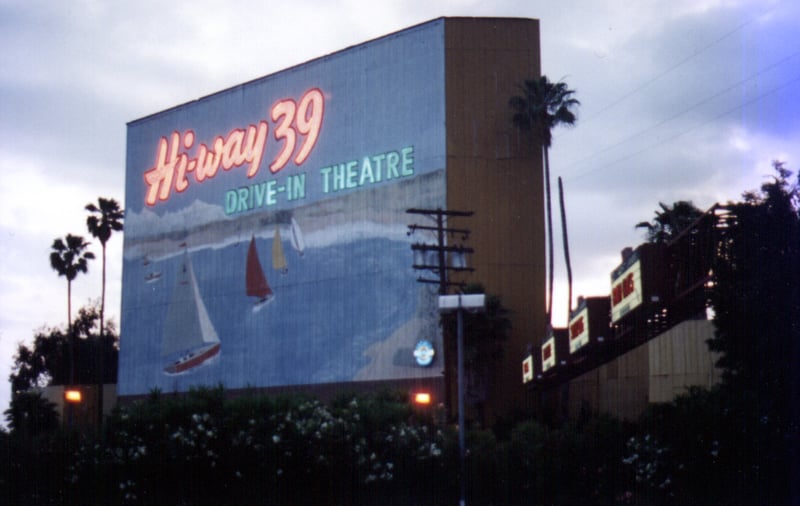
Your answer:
439,292 -> 485,506
64,388 -> 82,403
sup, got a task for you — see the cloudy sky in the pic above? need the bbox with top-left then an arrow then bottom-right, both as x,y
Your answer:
1,0 -> 798,418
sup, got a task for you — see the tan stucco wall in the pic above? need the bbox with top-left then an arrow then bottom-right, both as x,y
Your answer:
568,319 -> 722,420
444,18 -> 544,417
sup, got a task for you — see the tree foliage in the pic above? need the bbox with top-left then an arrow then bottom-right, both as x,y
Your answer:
49,234 -> 94,286
442,284 -> 512,424
509,76 -> 580,148
635,200 -> 703,243
705,161 -> 800,503
85,197 -> 124,246
49,233 -> 94,353
9,304 -> 119,394
708,161 -> 799,389
3,391 -> 60,437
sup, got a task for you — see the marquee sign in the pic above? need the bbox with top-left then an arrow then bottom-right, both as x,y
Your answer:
569,305 -> 590,354
610,255 -> 644,323
541,337 -> 556,372
522,354 -> 534,383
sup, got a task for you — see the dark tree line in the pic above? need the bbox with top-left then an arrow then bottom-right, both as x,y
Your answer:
705,161 -> 800,503
634,161 -> 800,504
9,305 -> 119,395
6,197 -> 123,432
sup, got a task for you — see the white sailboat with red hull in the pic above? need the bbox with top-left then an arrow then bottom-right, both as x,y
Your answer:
162,248 -> 221,374
247,235 -> 274,310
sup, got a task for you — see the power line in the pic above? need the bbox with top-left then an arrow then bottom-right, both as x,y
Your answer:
561,49 -> 800,172
567,72 -> 800,183
564,5 -> 777,129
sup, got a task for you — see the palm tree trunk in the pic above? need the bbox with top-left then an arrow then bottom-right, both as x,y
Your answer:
559,177 -> 573,324
97,244 -> 106,430
544,146 -> 554,327
67,280 -> 74,385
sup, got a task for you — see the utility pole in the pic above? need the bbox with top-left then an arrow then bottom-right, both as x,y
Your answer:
406,208 -> 474,294
408,208 -> 481,506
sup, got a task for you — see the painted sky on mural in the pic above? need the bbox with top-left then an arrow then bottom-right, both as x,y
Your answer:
1,0 -> 798,419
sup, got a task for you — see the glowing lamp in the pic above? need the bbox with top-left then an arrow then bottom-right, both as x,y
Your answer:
65,389 -> 82,403
414,392 -> 432,405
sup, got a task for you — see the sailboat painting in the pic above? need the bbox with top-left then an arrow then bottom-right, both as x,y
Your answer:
162,249 -> 221,375
142,255 -> 162,283
272,227 -> 288,274
290,217 -> 306,256
246,235 -> 274,311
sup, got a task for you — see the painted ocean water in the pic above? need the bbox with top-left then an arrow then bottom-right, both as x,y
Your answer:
118,236 -> 434,395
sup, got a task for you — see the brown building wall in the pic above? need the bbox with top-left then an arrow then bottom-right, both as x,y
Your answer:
567,319 -> 721,420
444,18 -> 545,418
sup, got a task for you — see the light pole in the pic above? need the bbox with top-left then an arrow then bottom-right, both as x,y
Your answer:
407,207 -> 479,505
439,293 -> 485,506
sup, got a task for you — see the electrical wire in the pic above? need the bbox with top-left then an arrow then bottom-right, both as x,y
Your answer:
567,72 -> 800,182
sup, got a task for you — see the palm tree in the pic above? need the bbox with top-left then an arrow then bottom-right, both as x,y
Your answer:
85,198 -> 124,345
86,197 -> 123,428
50,234 -> 94,383
510,76 -> 579,327
636,200 -> 703,243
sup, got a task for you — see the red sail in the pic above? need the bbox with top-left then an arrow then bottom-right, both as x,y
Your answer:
246,236 -> 272,299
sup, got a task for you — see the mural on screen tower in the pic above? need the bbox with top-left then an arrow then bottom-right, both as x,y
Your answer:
119,20 -> 448,396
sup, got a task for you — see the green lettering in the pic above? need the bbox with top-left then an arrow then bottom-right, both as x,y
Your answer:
401,146 -> 414,176
266,180 -> 277,205
372,154 -> 385,182
360,157 -> 375,185
238,187 -> 249,211
225,190 -> 238,215
320,166 -> 331,193
386,151 -> 400,179
333,163 -> 346,191
253,182 -> 266,208
346,160 -> 358,188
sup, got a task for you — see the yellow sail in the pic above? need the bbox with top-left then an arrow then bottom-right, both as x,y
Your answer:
272,227 -> 288,273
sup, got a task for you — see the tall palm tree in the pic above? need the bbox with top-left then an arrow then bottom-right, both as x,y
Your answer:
86,197 -> 123,428
510,76 -> 579,327
50,234 -> 94,383
85,198 -> 124,345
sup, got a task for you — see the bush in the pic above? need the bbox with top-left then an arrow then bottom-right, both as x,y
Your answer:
7,385 -> 772,505
58,388 -> 452,505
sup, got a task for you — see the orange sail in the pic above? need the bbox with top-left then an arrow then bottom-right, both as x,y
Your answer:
246,235 -> 272,301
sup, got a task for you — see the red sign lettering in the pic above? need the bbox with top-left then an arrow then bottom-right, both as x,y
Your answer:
569,317 -> 585,340
144,88 -> 324,206
612,272 -> 636,306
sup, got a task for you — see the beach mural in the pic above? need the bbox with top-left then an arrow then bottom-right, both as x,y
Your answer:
119,20 -> 448,396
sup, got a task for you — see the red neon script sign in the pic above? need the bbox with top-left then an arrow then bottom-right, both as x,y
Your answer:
144,88 -> 324,206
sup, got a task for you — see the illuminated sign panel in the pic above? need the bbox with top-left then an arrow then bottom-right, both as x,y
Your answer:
522,355 -> 534,383
569,306 -> 590,354
541,337 -> 556,372
119,20 -> 447,396
610,258 -> 643,323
